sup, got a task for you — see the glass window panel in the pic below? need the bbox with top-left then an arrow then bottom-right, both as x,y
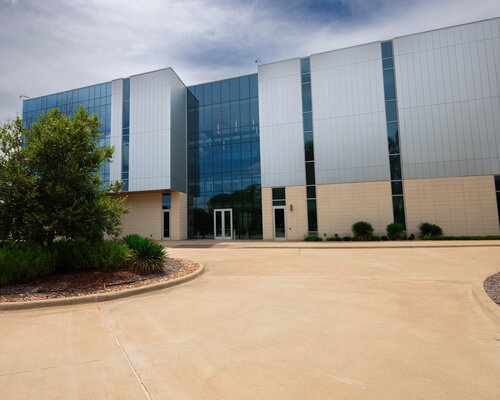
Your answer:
239,76 -> 249,99
249,74 -> 258,98
383,58 -> 394,69
213,145 -> 223,173
307,199 -> 318,232
231,126 -> 240,142
221,102 -> 230,129
212,81 -> 221,103
383,69 -> 396,101
304,131 -> 314,161
221,80 -> 230,102
203,105 -> 213,130
301,73 -> 310,84
81,87 -> 89,101
306,162 -> 315,185
232,142 -> 241,170
106,82 -> 112,97
391,180 -> 403,195
381,41 -> 393,59
204,147 -> 213,173
35,97 -> 41,110
230,101 -> 240,127
249,97 -> 259,126
392,195 -> 406,227
385,100 -> 397,122
122,105 -> 130,128
273,200 -> 286,206
251,140 -> 260,171
272,187 -> 285,200
303,112 -> 313,132
47,94 -> 57,109
122,143 -> 129,170
302,83 -> 312,112
390,154 -> 402,181
230,78 -> 239,101
301,58 -> 310,74
240,99 -> 250,127
162,193 -> 171,209
495,176 -> 500,191
387,122 -> 399,154
306,185 -> 316,199
241,141 -> 252,170
204,83 -> 212,105
212,103 -> 221,131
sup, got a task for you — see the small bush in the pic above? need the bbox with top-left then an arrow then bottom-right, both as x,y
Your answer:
342,236 -> 352,241
381,236 -> 389,241
352,221 -> 374,241
326,234 -> 343,242
304,235 -> 323,241
0,242 -> 54,285
128,237 -> 167,274
408,233 -> 415,240
386,222 -> 405,240
53,240 -> 131,272
370,235 -> 382,241
419,222 -> 443,238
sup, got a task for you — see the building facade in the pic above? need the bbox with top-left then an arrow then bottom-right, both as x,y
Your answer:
23,18 -> 500,240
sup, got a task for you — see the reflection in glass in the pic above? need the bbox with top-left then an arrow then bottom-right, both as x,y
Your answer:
390,154 -> 402,181
387,122 -> 399,154
307,199 -> 318,232
385,100 -> 397,122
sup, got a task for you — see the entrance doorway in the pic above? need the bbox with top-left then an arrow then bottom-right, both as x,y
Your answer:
273,206 -> 286,240
214,209 -> 233,240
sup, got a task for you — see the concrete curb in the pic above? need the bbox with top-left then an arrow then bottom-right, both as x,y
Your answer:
471,280 -> 500,328
0,263 -> 205,312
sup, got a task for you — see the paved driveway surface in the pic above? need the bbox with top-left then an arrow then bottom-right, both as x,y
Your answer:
1,242 -> 499,399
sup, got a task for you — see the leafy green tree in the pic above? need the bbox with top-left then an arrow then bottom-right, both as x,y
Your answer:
0,107 -> 128,248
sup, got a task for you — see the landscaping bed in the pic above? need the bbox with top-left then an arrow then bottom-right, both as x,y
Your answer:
484,272 -> 500,306
0,258 -> 200,303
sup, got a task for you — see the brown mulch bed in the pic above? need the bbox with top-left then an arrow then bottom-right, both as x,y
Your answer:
484,272 -> 500,306
0,258 -> 200,303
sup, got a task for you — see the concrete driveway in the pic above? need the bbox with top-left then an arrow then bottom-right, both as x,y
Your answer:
1,242 -> 499,399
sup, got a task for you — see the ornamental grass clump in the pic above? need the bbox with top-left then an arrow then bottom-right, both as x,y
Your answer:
386,222 -> 405,240
352,221 -> 374,241
122,234 -> 167,274
418,222 -> 443,239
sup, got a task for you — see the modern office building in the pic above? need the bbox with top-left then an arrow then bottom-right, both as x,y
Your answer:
23,17 -> 500,240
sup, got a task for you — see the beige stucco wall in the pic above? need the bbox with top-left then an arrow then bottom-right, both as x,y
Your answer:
120,192 -> 162,240
262,185 -> 309,240
404,175 -> 499,236
170,191 -> 187,240
316,181 -> 393,237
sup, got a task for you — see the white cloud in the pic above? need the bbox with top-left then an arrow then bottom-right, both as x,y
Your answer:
0,0 -> 499,120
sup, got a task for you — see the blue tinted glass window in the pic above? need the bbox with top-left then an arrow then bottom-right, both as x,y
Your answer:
212,103 -> 221,131
232,142 -> 241,170
392,195 -> 406,225
387,122 -> 399,154
383,69 -> 396,101
304,132 -> 314,161
221,80 -> 230,102
381,41 -> 393,59
203,105 -> 213,130
391,181 -> 403,195
204,83 -> 212,105
239,76 -> 249,99
383,58 -> 393,69
221,103 -> 230,129
230,101 -> 239,127
240,99 -> 250,127
250,98 -> 259,126
162,194 -> 171,209
47,95 -> 56,109
212,81 -> 221,103
303,112 -> 313,131
301,73 -> 310,84
302,83 -> 312,112
385,100 -> 397,122
230,78 -> 239,101
301,58 -> 310,73
249,74 -> 258,98
307,199 -> 318,232
305,162 -> 315,185
123,79 -> 130,101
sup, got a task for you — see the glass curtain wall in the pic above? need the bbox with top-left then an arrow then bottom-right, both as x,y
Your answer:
187,74 -> 262,239
22,83 -> 112,185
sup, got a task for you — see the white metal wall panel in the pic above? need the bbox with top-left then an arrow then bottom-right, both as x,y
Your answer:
394,18 -> 500,179
168,70 -> 187,193
311,43 -> 390,184
258,59 -> 305,188
110,79 -> 123,183
129,69 -> 172,191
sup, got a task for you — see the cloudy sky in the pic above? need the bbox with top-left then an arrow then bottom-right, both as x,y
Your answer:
0,0 -> 499,120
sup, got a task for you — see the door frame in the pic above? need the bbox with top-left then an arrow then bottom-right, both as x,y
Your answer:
272,205 -> 287,240
214,208 -> 233,240
162,209 -> 171,240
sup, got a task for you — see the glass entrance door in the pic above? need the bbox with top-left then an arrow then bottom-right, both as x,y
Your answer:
273,206 -> 286,240
214,209 -> 233,240
162,210 -> 170,240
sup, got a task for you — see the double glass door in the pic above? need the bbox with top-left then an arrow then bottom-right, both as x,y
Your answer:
214,209 -> 233,240
273,206 -> 286,240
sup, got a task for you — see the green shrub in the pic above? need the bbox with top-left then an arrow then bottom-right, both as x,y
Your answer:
370,235 -> 382,241
0,242 -> 54,285
352,221 -> 374,240
326,234 -> 343,242
422,235 -> 500,240
53,240 -> 131,272
381,236 -> 389,241
121,234 -> 145,252
386,222 -> 405,240
342,236 -> 352,241
125,236 -> 167,274
419,222 -> 443,238
304,235 -> 323,241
